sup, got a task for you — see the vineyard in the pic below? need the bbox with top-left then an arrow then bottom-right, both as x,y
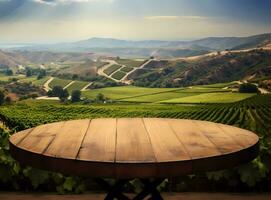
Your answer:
1,94 -> 271,193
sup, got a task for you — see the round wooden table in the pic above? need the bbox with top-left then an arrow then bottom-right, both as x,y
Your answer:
9,118 -> 259,200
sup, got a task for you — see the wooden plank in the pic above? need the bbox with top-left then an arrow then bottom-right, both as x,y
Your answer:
45,119 -> 90,159
17,122 -> 65,154
194,121 -> 244,154
143,118 -> 190,162
116,118 -> 156,163
168,119 -> 221,159
77,118 -> 116,162
9,128 -> 34,145
218,124 -> 259,148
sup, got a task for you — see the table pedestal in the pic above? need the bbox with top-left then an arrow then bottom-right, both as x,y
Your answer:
96,178 -> 165,200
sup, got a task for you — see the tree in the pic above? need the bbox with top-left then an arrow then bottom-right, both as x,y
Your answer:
26,69 -> 33,77
47,90 -> 53,97
48,86 -> 69,102
96,93 -> 106,102
71,90 -> 81,103
59,89 -> 69,102
5,69 -> 13,76
37,69 -> 46,80
51,86 -> 64,97
72,74 -> 78,80
239,83 -> 259,93
0,91 -> 5,105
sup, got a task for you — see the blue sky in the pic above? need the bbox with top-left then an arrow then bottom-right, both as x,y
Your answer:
0,0 -> 270,43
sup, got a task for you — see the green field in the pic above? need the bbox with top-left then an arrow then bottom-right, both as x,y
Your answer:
199,82 -> 238,88
83,86 -> 178,100
49,78 -> 72,88
32,77 -> 50,86
177,87 -> 230,93
120,92 -> 198,103
66,81 -> 89,92
82,85 -> 253,103
120,66 -> 134,73
104,64 -> 122,75
111,71 -> 126,80
161,92 -> 256,103
18,76 -> 38,83
116,59 -> 146,68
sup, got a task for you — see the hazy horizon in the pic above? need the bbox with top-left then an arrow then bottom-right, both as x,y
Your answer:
0,0 -> 271,43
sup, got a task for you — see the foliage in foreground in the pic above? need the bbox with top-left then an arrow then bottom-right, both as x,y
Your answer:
0,95 -> 271,193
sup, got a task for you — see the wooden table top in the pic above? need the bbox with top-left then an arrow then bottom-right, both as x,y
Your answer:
9,118 -> 259,178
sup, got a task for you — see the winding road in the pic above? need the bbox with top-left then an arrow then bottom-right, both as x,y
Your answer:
97,60 -> 120,82
43,77 -> 54,92
98,59 -> 153,84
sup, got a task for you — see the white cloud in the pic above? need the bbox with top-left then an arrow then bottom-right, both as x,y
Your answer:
145,15 -> 208,20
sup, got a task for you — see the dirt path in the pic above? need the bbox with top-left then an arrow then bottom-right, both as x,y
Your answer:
63,81 -> 75,90
258,88 -> 270,94
97,60 -> 120,82
81,82 -> 93,92
1,192 -> 271,200
97,59 -> 153,84
121,59 -> 153,84
43,77 -> 54,92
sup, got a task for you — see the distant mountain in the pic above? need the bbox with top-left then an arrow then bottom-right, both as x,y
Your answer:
0,50 -> 28,68
191,33 -> 271,50
74,38 -> 175,48
4,33 -> 271,58
71,33 -> 271,50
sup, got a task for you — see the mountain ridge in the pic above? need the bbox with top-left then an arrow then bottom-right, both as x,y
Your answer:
2,33 -> 271,55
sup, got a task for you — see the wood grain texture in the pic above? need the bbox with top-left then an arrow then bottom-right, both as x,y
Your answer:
9,128 -> 34,145
168,119 -> 220,159
44,119 -> 90,159
9,118 -> 259,178
78,118 -> 116,162
116,118 -> 156,163
143,118 -> 190,162
18,122 -> 65,154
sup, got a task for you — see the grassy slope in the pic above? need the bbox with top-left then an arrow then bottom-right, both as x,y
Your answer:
66,81 -> 89,92
82,83 -> 239,103
115,59 -> 145,68
32,77 -> 50,86
49,78 -> 72,88
104,64 -> 122,76
161,92 -> 256,103
120,92 -> 198,103
111,71 -> 126,80
120,67 -> 133,73
82,86 -> 178,100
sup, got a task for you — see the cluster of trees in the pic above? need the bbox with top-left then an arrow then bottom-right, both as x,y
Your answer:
25,68 -> 46,79
5,69 -> 13,76
47,86 -> 69,102
47,86 -> 82,103
239,83 -> 259,93
2,82 -> 44,101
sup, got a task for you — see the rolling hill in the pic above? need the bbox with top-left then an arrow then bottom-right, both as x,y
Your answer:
0,50 -> 96,68
129,49 -> 271,87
